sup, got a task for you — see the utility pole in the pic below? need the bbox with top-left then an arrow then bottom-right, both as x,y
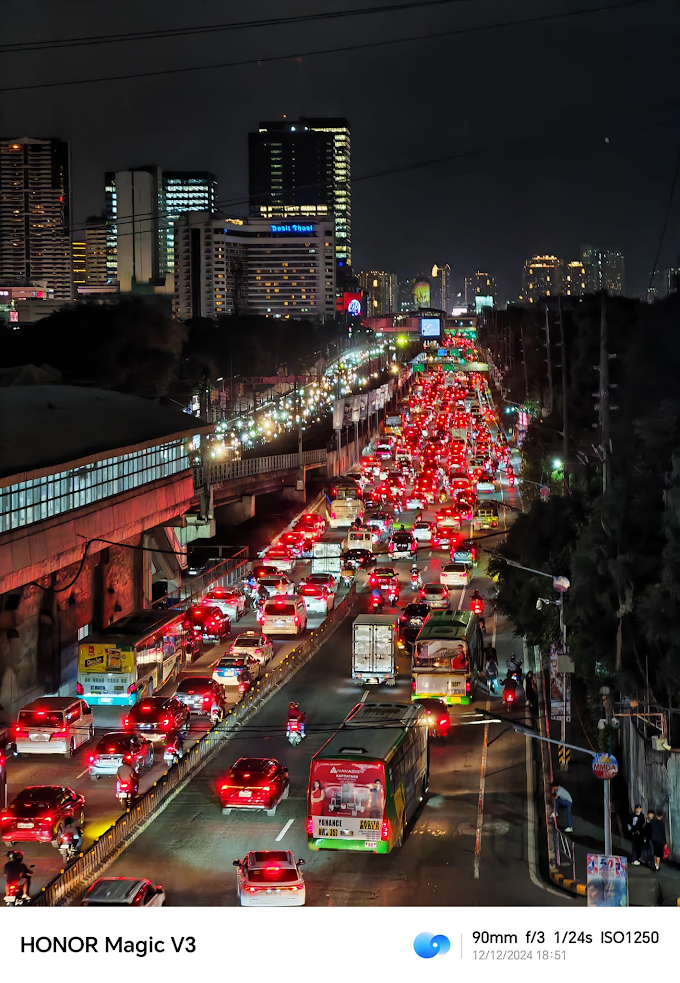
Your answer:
598,293 -> 614,493
544,306 -> 554,416
558,297 -> 569,495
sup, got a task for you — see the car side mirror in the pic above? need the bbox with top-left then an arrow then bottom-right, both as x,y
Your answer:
232,859 -> 240,867
297,859 -> 306,866
83,705 -> 93,715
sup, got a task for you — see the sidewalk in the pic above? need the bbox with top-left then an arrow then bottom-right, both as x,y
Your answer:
549,709 -> 680,905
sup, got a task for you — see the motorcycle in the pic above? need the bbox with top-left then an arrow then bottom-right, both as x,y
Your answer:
370,594 -> 384,613
116,778 -> 138,809
410,571 -> 422,590
210,706 -> 223,725
286,720 -> 304,747
507,659 -> 523,683
502,687 -> 516,707
4,866 -> 33,906
58,833 -> 81,866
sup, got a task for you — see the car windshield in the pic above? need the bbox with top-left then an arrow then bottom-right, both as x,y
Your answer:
424,586 -> 444,595
218,658 -> 246,668
234,636 -> 261,648
404,605 -> 429,617
95,735 -> 129,754
18,708 -> 66,728
248,867 -> 298,884
260,578 -> 284,587
265,603 -> 295,616
176,679 -> 211,694
12,789 -> 58,810
231,761 -> 269,782
414,523 -> 430,531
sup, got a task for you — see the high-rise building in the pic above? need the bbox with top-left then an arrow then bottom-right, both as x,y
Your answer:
163,171 -> 217,275
397,278 -> 414,311
173,213 -> 336,321
581,244 -> 625,295
521,256 -> 562,304
465,272 -> 497,307
430,263 -> 451,312
249,118 -> 351,268
357,270 -> 397,315
105,166 -> 166,292
72,215 -> 108,289
563,260 -> 588,297
0,137 -> 72,300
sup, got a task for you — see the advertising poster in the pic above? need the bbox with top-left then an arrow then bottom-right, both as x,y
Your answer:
333,399 -> 353,429
420,317 -> 441,338
368,389 -> 379,413
549,643 -> 571,721
78,645 -> 133,674
351,395 -> 361,423
343,292 -> 363,316
359,393 -> 369,420
413,279 -> 430,308
309,760 -> 386,842
586,855 -> 628,907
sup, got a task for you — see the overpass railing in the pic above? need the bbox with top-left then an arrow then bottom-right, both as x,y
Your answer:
193,448 -> 327,489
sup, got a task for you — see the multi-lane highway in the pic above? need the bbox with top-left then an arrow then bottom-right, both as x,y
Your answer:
100,471 -> 579,907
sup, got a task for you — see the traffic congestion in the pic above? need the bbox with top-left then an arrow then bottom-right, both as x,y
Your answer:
3,342 -> 536,907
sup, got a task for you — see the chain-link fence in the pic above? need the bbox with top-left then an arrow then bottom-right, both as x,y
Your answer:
32,584 -> 358,907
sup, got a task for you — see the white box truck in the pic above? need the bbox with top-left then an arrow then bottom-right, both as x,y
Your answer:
351,614 -> 398,686
311,541 -> 343,577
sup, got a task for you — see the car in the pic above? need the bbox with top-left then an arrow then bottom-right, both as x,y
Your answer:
364,510 -> 394,540
388,530 -> 417,559
184,604 -> 231,641
252,564 -> 279,581
412,520 -> 434,545
419,583 -> 450,609
258,574 -> 296,597
230,631 -> 273,665
293,513 -> 326,540
453,541 -> 478,565
81,877 -> 165,907
213,654 -> 261,688
368,567 -> 400,591
173,677 -> 226,717
298,582 -> 335,614
304,573 -> 338,594
433,528 -> 458,551
477,480 -> 496,494
0,786 -> 85,845
278,531 -> 308,555
233,850 -> 306,906
412,698 -> 451,739
219,757 -> 290,816
406,493 -> 426,510
88,732 -> 154,779
123,697 -> 190,738
436,506 -> 462,530
342,548 -> 376,569
260,596 -> 308,635
399,602 -> 430,650
261,545 -> 297,573
440,562 -> 472,587
202,588 -> 246,622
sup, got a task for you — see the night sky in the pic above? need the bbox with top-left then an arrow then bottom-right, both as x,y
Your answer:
3,0 -> 679,300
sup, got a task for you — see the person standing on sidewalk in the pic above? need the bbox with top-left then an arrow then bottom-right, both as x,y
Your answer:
627,805 -> 646,865
647,809 -> 668,871
484,653 -> 499,695
551,784 -> 574,833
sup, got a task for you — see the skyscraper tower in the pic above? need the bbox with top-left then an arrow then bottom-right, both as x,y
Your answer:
0,137 -> 72,299
163,171 -> 217,274
249,117 -> 351,269
105,165 -> 166,292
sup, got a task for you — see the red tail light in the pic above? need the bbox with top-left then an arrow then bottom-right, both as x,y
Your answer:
89,755 -> 95,763
306,817 -> 314,835
439,718 -> 449,727
412,679 -> 417,691
162,719 -> 171,728
294,615 -> 300,625
14,726 -> 26,738
381,821 -> 389,840
42,815 -> 53,823
466,680 -> 471,694
76,682 -> 84,696
506,691 -> 514,702
124,718 -> 130,727
260,786 -> 270,793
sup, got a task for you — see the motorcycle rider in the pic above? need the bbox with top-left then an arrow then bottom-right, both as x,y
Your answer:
116,759 -> 139,799
286,702 -> 306,738
370,586 -> 385,611
4,850 -> 31,900
410,564 -> 422,589
506,654 -> 523,680
502,672 -> 518,703
57,818 -> 83,860
163,730 -> 184,765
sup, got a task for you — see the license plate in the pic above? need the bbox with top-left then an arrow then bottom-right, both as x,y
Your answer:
30,733 -> 50,741
138,723 -> 153,730
365,840 -> 377,849
239,790 -> 252,798
17,822 -> 34,829
275,620 -> 287,626
319,827 -> 338,837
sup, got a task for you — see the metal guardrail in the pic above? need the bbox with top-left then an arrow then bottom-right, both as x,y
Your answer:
151,553 -> 250,612
193,449 -> 328,489
32,583 -> 358,907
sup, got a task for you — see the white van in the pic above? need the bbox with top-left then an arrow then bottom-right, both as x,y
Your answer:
261,596 -> 308,636
341,529 -> 373,553
14,696 -> 95,758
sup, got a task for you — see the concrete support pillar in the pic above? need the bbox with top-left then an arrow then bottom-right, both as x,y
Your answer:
215,495 -> 256,526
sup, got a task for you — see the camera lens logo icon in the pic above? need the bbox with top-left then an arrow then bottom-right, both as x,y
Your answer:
413,933 -> 451,958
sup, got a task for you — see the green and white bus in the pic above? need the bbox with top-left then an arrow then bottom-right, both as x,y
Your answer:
307,702 -> 428,854
411,610 -> 483,705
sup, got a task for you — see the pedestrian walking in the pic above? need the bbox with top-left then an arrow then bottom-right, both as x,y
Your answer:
551,784 -> 574,832
627,805 -> 646,865
647,809 -> 668,871
524,670 -> 539,721
484,653 -> 499,695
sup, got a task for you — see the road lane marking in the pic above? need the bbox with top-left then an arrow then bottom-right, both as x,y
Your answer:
361,689 -> 370,702
76,767 -> 89,779
473,698 -> 490,879
275,818 -> 295,841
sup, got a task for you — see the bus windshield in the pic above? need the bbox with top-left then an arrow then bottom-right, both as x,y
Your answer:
413,639 -> 469,672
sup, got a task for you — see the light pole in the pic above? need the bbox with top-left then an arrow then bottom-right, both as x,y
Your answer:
502,558 -> 571,770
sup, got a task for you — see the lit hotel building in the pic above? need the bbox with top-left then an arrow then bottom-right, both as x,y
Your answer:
521,255 -> 563,304
173,213 -> 336,321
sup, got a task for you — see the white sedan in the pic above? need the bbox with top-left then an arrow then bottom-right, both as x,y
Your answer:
298,583 -> 335,615
229,631 -> 274,665
203,588 -> 247,622
406,494 -> 426,510
233,851 -> 306,907
412,520 -> 434,545
440,562 -> 472,587
258,575 -> 296,597
261,547 -> 297,573
476,480 -> 496,495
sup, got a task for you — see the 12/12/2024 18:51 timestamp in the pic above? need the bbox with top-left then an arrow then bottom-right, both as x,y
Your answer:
473,951 -> 567,960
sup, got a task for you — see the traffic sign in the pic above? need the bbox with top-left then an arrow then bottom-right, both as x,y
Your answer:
592,752 -> 618,780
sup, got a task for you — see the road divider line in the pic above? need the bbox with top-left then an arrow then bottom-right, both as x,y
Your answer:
473,699 -> 490,880
275,818 -> 295,841
361,689 -> 370,702
76,768 -> 89,780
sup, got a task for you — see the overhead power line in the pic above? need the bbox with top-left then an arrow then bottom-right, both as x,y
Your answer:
647,139 -> 680,293
1,0 -> 474,53
0,0 -> 660,93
